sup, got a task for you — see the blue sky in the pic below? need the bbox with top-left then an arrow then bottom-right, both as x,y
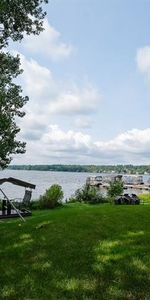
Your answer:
12,0 -> 150,165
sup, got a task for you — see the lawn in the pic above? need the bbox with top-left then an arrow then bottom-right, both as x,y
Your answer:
139,193 -> 150,204
0,204 -> 150,300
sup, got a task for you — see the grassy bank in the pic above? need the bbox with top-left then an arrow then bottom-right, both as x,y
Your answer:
1,204 -> 150,300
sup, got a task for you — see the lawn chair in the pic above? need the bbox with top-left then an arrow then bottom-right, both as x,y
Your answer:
22,189 -> 32,206
16,189 -> 33,214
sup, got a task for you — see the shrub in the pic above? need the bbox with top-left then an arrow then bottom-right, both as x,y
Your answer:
69,184 -> 108,204
67,197 -> 78,203
39,184 -> 64,209
107,180 -> 124,199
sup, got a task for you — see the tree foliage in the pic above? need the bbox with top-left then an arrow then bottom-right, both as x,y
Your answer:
7,164 -> 150,175
0,0 -> 48,48
0,0 -> 48,169
0,52 -> 28,168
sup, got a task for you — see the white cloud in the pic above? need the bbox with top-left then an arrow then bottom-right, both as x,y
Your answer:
74,117 -> 92,129
13,53 -> 101,144
42,125 -> 92,152
42,127 -> 150,163
19,53 -> 56,109
95,128 -> 150,154
24,18 -> 74,60
16,53 -> 101,119
48,85 -> 101,115
14,53 -> 150,164
15,126 -> 150,164
136,46 -> 150,77
9,49 -> 150,164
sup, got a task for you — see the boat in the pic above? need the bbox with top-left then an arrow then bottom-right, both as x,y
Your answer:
86,176 -> 102,186
122,175 -> 144,185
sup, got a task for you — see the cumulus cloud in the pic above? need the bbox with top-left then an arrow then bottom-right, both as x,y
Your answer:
41,125 -> 92,153
48,85 -> 101,115
95,128 -> 150,154
10,47 -> 150,164
14,53 -> 150,164
24,18 -> 74,60
18,53 -> 101,113
12,53 -> 102,145
136,46 -> 150,78
18,53 -> 56,109
15,126 -> 150,164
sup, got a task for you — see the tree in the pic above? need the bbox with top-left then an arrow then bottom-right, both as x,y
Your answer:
0,0 -> 48,169
0,0 -> 48,48
0,52 -> 28,168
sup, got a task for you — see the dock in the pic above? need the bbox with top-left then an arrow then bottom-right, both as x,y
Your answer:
86,175 -> 150,193
100,183 -> 150,191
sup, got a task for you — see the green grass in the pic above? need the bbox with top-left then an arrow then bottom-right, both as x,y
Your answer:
139,193 -> 150,204
1,204 -> 150,300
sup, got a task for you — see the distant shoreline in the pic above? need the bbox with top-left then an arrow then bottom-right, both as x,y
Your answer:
6,164 -> 150,175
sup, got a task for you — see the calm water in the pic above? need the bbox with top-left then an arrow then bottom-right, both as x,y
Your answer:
0,170 -> 96,200
0,170 -> 149,201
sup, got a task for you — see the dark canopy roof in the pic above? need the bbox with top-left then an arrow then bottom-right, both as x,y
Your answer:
0,177 -> 36,189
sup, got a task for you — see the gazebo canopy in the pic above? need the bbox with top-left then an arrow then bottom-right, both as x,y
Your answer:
0,177 -> 36,189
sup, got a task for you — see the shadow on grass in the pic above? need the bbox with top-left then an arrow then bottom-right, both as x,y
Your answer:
43,229 -> 150,300
92,230 -> 150,299
1,208 -> 150,299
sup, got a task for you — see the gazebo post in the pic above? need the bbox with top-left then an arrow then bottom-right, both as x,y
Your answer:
2,199 -> 6,215
0,188 -> 25,222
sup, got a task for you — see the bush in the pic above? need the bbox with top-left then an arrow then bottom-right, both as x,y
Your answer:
107,180 -> 124,199
69,184 -> 108,204
39,184 -> 64,209
67,197 -> 78,203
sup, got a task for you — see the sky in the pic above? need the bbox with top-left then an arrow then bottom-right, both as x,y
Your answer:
11,0 -> 150,165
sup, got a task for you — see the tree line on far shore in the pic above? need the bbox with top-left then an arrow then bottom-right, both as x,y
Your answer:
7,164 -> 150,174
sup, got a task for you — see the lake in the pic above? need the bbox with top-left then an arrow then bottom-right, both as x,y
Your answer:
0,170 -> 149,201
0,170 -> 96,200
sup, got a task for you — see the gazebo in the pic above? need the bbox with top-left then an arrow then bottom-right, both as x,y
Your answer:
0,177 -> 36,221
